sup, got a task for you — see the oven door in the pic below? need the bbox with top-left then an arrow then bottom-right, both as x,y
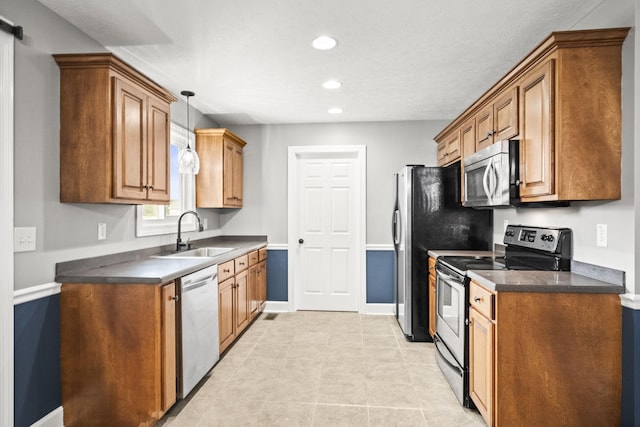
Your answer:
435,265 -> 466,365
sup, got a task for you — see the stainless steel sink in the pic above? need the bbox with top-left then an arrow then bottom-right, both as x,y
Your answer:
155,247 -> 235,259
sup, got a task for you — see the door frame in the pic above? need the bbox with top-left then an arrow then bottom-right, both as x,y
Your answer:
0,16 -> 15,426
287,145 -> 366,313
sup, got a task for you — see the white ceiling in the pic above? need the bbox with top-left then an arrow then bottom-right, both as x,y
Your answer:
39,0 -> 603,125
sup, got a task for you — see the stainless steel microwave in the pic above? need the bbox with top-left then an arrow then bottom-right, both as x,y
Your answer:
463,140 -> 519,208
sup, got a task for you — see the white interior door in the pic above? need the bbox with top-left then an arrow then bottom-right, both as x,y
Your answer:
288,146 -> 366,313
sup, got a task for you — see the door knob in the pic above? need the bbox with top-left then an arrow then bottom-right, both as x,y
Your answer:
298,239 -> 304,244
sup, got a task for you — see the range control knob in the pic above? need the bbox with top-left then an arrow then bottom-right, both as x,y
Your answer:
547,235 -> 554,242
540,234 -> 555,242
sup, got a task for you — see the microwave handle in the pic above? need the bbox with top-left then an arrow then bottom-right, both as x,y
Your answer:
482,161 -> 492,203
487,160 -> 498,198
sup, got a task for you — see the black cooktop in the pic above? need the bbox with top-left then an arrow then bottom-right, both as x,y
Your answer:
437,255 -> 542,273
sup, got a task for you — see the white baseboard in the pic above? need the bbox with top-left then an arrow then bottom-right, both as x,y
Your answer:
263,301 -> 290,312
364,303 -> 394,315
31,406 -> 63,427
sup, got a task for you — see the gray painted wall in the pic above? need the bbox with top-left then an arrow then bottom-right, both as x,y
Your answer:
5,0 -> 220,290
221,121 -> 448,244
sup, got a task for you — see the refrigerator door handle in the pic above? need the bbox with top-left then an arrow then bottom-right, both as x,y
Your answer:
392,209 -> 400,246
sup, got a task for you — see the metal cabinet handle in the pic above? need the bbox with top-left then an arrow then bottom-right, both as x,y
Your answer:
299,239 -> 304,244
171,295 -> 179,301
223,269 -> 230,273
473,296 -> 482,302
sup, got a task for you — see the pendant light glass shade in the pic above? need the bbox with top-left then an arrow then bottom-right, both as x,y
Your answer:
178,90 -> 200,175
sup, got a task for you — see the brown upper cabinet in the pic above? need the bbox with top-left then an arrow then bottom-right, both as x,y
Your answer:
436,129 -> 461,166
54,53 -> 177,204
195,128 -> 247,208
475,87 -> 519,152
434,27 -> 629,203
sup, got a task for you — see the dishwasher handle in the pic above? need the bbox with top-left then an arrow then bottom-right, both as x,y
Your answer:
182,268 -> 218,292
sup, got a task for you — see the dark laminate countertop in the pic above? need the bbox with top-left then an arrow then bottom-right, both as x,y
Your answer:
55,236 -> 268,285
468,270 -> 625,294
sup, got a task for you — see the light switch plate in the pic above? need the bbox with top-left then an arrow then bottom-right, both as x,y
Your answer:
14,227 -> 36,252
596,224 -> 607,247
98,223 -> 107,240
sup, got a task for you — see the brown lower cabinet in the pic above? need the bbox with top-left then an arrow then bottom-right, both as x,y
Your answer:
428,257 -> 436,338
468,280 -> 621,427
218,247 -> 267,354
60,282 -> 176,427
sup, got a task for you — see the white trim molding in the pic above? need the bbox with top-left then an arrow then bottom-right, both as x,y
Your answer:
287,145 -> 367,314
266,243 -> 288,250
14,282 -> 61,305
366,244 -> 394,251
0,19 -> 14,427
365,303 -> 394,315
263,301 -> 290,313
30,406 -> 64,427
620,293 -> 640,310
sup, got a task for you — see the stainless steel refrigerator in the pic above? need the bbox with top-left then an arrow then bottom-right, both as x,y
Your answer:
392,164 -> 492,342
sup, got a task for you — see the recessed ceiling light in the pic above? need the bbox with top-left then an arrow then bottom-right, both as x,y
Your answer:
312,36 -> 337,50
322,80 -> 342,89
328,107 -> 343,114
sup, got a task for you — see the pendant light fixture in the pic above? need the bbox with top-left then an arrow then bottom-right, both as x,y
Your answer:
177,90 -> 200,175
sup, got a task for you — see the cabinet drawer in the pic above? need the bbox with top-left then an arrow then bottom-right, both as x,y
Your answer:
470,281 -> 494,320
428,257 -> 436,277
248,250 -> 259,266
235,255 -> 249,272
259,247 -> 267,261
218,260 -> 235,282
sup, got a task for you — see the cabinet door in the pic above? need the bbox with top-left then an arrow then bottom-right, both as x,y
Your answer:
519,59 -> 555,199
146,96 -> 171,203
218,277 -> 235,353
494,87 -> 518,141
428,275 -> 436,338
475,105 -> 494,151
113,78 -> 147,201
258,260 -> 267,309
235,269 -> 250,335
469,307 -> 494,427
161,283 -> 176,412
232,144 -> 243,206
460,119 -> 476,158
248,264 -> 260,319
222,140 -> 236,206
438,132 -> 460,166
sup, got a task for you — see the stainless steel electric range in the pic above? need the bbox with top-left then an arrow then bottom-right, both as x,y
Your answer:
433,225 -> 572,407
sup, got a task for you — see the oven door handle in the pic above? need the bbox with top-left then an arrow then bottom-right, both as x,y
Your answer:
437,270 -> 463,285
434,335 -> 463,375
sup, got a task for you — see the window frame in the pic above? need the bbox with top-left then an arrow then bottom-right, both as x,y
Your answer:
135,123 -> 196,237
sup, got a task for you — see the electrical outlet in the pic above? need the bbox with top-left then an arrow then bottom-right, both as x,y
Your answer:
596,224 -> 607,247
98,223 -> 107,240
203,218 -> 208,230
14,227 -> 36,252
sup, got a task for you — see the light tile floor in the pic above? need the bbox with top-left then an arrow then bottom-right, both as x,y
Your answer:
159,311 -> 484,427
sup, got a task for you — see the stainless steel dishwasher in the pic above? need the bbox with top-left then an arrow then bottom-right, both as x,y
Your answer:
177,264 -> 219,398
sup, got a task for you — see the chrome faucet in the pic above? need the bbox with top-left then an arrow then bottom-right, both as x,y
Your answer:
176,210 -> 204,251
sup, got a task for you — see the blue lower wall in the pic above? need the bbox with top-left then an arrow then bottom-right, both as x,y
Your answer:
14,294 -> 61,427
366,251 -> 394,303
266,250 -> 288,301
266,249 -> 395,304
622,306 -> 640,426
